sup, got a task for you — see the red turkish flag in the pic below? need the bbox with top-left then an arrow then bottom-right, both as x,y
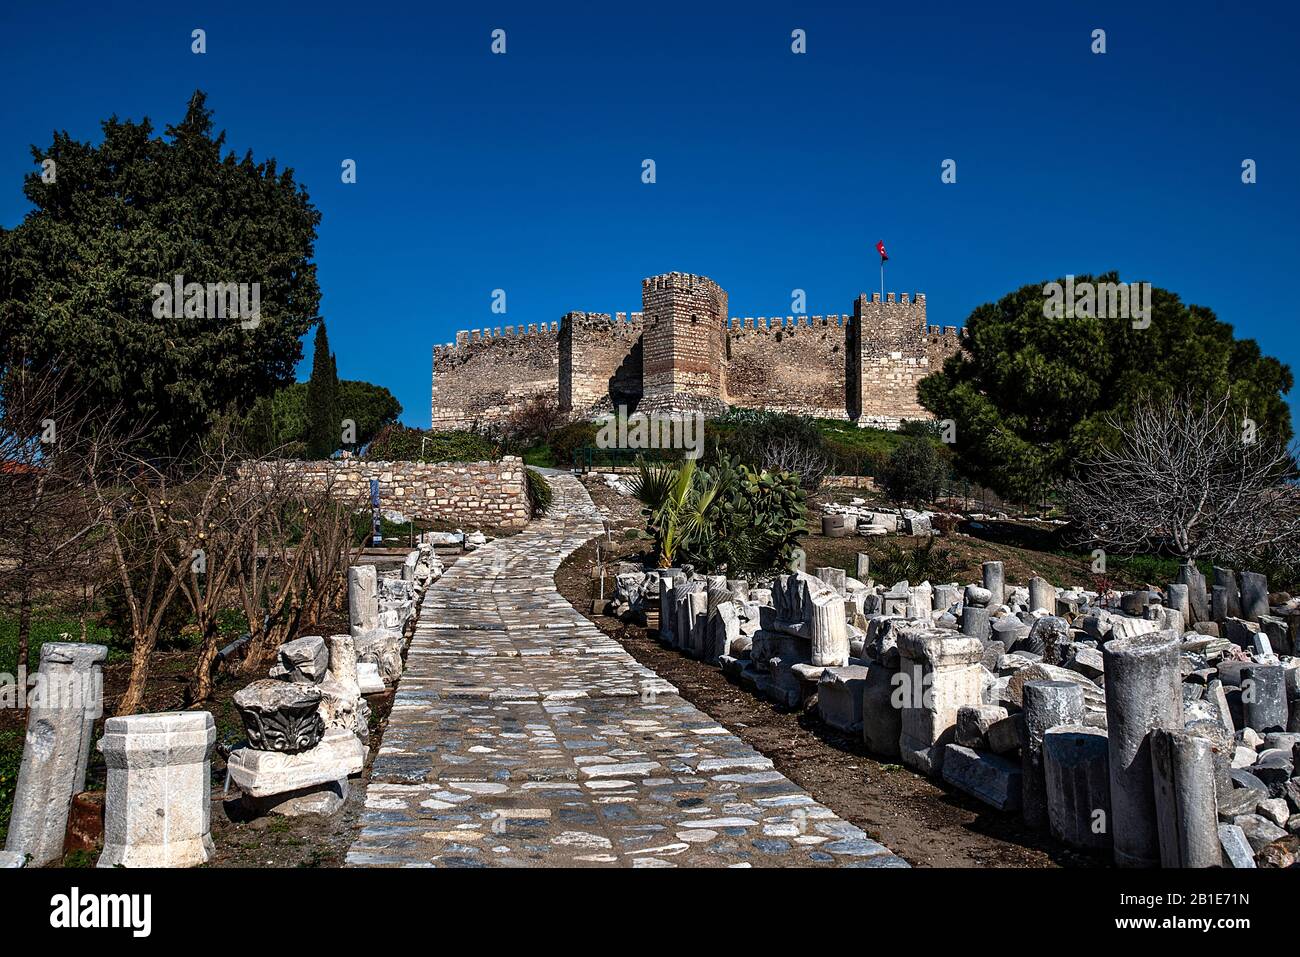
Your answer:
876,240 -> 888,262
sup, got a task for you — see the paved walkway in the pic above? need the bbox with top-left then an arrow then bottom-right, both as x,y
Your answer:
346,474 -> 906,867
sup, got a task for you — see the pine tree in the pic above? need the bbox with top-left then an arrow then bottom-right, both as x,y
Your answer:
306,321 -> 337,458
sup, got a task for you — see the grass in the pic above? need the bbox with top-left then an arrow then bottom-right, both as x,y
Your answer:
0,728 -> 23,849
0,611 -> 122,674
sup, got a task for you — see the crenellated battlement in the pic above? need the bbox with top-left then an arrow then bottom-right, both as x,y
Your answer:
432,271 -> 961,429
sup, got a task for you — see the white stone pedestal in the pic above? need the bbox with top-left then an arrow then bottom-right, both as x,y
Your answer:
97,711 -> 216,868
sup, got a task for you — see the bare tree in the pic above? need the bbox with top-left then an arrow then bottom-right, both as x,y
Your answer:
0,358 -> 124,670
759,433 -> 830,491
1064,392 -> 1300,565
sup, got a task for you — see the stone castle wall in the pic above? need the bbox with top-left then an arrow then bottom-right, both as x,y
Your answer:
559,311 -> 644,415
430,325 -> 558,430
430,273 -> 962,429
725,314 -> 852,419
245,457 -> 531,530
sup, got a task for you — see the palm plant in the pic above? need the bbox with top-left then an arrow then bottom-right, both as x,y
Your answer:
627,457 -> 726,567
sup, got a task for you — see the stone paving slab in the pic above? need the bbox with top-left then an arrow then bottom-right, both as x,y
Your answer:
346,474 -> 907,868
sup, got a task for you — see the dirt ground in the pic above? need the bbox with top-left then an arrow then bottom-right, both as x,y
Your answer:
554,498 -> 1108,869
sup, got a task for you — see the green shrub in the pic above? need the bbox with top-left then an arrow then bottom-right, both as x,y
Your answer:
880,436 -> 952,503
365,425 -> 498,463
871,538 -> 961,583
548,421 -> 600,468
629,455 -> 806,574
525,468 -> 553,516
707,411 -> 829,490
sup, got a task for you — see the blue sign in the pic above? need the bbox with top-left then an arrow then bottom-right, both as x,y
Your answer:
369,479 -> 382,546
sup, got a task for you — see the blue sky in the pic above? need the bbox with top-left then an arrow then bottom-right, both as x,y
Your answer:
2,1 -> 1297,427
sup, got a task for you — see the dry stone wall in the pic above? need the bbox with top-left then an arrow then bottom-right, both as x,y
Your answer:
248,457 -> 531,530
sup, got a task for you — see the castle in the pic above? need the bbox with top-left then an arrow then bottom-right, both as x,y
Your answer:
430,271 -> 962,430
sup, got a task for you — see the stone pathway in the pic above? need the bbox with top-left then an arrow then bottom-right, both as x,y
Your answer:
346,474 -> 907,867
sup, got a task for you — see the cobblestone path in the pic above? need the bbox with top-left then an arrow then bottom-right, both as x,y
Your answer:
346,474 -> 907,867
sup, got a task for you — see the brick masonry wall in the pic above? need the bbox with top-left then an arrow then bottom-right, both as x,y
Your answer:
559,311 -> 644,416
725,315 -> 851,418
246,457 -> 531,530
640,272 -> 728,414
431,325 -> 559,429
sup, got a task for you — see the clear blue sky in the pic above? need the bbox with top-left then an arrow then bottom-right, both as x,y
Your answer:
2,1 -> 1297,427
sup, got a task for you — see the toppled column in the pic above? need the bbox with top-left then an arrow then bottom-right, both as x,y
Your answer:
897,630 -> 984,775
348,565 -> 379,636
1021,680 -> 1085,830
1028,577 -> 1056,614
98,711 -> 216,867
1238,571 -> 1269,622
1240,664 -> 1289,733
4,641 -> 107,867
982,561 -> 1005,607
1150,728 -> 1222,868
1043,725 -> 1112,851
1102,630 -> 1183,867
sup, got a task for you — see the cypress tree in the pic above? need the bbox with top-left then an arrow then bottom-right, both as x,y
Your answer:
306,321 -> 337,458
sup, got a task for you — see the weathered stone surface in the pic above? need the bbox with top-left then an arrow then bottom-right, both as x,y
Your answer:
1238,571 -> 1269,622
1021,681 -> 1085,830
97,711 -> 216,868
228,727 -> 365,799
1217,824 -> 1256,868
862,663 -> 902,759
1151,728 -> 1222,867
956,704 -> 1008,750
897,630 -> 984,775
3,641 -> 107,867
817,666 -> 869,735
1233,812 -> 1287,853
942,744 -> 1022,812
355,628 -> 404,685
1103,630 -> 1183,867
1043,725 -> 1111,851
271,635 -> 329,683
0,851 -> 24,868
356,662 -> 386,695
233,680 -> 325,753
349,564 -> 379,636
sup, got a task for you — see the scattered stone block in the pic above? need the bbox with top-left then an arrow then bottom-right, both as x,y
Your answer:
942,744 -> 1022,811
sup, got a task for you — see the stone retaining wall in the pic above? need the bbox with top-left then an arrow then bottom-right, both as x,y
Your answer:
249,457 -> 531,530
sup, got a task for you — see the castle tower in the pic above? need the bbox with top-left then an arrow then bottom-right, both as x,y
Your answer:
847,291 -> 936,428
638,272 -> 728,415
